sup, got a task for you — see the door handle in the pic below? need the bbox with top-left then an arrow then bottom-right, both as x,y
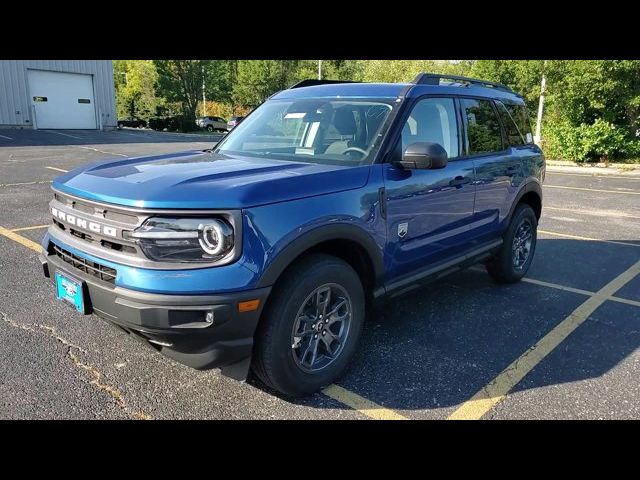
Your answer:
450,176 -> 471,187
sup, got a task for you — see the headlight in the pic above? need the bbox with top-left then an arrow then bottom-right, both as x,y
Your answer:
125,217 -> 235,263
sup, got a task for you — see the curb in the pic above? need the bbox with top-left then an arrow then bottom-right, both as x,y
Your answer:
547,161 -> 640,177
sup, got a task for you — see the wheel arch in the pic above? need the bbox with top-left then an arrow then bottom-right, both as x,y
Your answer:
509,180 -> 542,223
255,224 -> 384,295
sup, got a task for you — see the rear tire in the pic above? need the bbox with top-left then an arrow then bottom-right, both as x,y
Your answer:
251,254 -> 365,397
207,125 -> 214,132
486,204 -> 537,284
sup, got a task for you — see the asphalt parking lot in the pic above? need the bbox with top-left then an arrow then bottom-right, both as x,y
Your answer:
1,128 -> 639,420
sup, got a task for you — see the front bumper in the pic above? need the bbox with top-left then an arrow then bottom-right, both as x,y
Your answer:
40,248 -> 271,380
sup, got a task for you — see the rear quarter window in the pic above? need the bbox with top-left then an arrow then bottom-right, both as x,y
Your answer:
498,100 -> 534,145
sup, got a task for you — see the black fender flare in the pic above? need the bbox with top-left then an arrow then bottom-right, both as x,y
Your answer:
255,224 -> 385,289
506,180 -> 543,224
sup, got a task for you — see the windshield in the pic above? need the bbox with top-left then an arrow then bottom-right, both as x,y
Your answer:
215,98 -> 394,166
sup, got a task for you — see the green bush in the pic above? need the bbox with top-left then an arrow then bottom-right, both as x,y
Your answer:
543,118 -> 639,162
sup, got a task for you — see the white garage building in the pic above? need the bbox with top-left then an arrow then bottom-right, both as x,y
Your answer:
0,60 -> 116,130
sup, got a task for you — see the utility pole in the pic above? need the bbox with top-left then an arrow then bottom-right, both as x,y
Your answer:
534,60 -> 547,146
318,60 -> 322,80
202,64 -> 207,116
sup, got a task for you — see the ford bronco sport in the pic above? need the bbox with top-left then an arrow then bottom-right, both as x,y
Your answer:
40,73 -> 544,397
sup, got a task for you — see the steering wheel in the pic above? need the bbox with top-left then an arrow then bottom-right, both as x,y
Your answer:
341,147 -> 368,158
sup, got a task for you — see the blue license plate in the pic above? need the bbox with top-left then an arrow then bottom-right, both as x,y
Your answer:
55,271 -> 85,314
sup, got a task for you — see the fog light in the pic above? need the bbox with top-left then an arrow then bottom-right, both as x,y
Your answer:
205,311 -> 215,324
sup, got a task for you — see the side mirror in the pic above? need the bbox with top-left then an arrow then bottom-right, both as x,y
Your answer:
396,142 -> 448,170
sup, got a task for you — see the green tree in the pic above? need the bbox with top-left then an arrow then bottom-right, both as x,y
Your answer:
204,60 -> 234,104
154,60 -> 211,120
469,60 -> 544,109
539,61 -> 640,161
232,60 -> 300,107
359,60 -> 474,83
113,60 -> 162,119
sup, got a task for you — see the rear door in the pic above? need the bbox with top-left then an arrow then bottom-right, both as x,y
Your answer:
494,99 -> 544,184
461,97 -> 521,242
383,96 -> 476,281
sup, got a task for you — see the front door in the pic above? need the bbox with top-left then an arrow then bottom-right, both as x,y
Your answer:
383,96 -> 476,282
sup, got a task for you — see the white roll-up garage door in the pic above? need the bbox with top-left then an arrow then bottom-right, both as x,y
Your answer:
28,70 -> 97,129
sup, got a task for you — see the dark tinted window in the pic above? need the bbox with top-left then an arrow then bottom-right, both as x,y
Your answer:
401,97 -> 459,158
504,102 -> 533,144
462,98 -> 503,154
495,100 -> 524,145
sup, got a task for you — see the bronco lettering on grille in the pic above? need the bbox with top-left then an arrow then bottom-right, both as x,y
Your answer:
51,207 -> 117,237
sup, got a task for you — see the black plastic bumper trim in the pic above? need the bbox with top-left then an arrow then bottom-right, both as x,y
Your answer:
41,250 -> 271,378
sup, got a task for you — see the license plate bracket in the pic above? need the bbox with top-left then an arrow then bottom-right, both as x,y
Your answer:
55,271 -> 86,314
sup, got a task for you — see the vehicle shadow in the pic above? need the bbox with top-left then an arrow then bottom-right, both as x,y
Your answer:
256,238 -> 640,413
0,129 -> 224,148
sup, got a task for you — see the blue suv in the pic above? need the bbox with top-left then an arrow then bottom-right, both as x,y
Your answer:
40,73 -> 544,397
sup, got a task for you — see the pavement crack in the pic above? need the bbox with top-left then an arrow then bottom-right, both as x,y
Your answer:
67,349 -> 152,420
1,311 -> 152,420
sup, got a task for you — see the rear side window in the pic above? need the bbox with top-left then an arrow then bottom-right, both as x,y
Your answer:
461,98 -> 503,154
495,100 -> 534,145
508,102 -> 533,144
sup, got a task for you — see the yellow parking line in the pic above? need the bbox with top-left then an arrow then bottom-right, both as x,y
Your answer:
520,276 -> 640,308
520,277 -> 595,296
11,224 -> 50,232
539,229 -> 639,248
545,184 -> 640,195
610,296 -> 640,308
45,166 -> 69,173
0,226 -> 43,253
322,384 -> 408,420
448,258 -> 640,420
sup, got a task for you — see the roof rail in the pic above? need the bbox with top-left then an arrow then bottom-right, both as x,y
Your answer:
412,73 -> 515,94
289,79 -> 361,89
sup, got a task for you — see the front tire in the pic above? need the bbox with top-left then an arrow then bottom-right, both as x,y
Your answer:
486,203 -> 538,284
206,125 -> 214,132
252,254 -> 365,397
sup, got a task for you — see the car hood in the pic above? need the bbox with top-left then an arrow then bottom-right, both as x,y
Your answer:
52,150 -> 371,209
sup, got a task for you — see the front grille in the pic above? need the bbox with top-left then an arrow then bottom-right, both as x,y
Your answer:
51,244 -> 117,285
51,191 -> 145,258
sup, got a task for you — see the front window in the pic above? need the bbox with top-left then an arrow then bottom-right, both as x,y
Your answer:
401,97 -> 459,158
216,98 -> 394,165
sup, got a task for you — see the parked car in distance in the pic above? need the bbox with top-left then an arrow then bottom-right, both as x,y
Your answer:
196,116 -> 228,132
41,73 -> 544,397
117,117 -> 147,129
227,116 -> 245,131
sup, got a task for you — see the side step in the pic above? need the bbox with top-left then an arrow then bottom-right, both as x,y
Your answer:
376,239 -> 503,299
